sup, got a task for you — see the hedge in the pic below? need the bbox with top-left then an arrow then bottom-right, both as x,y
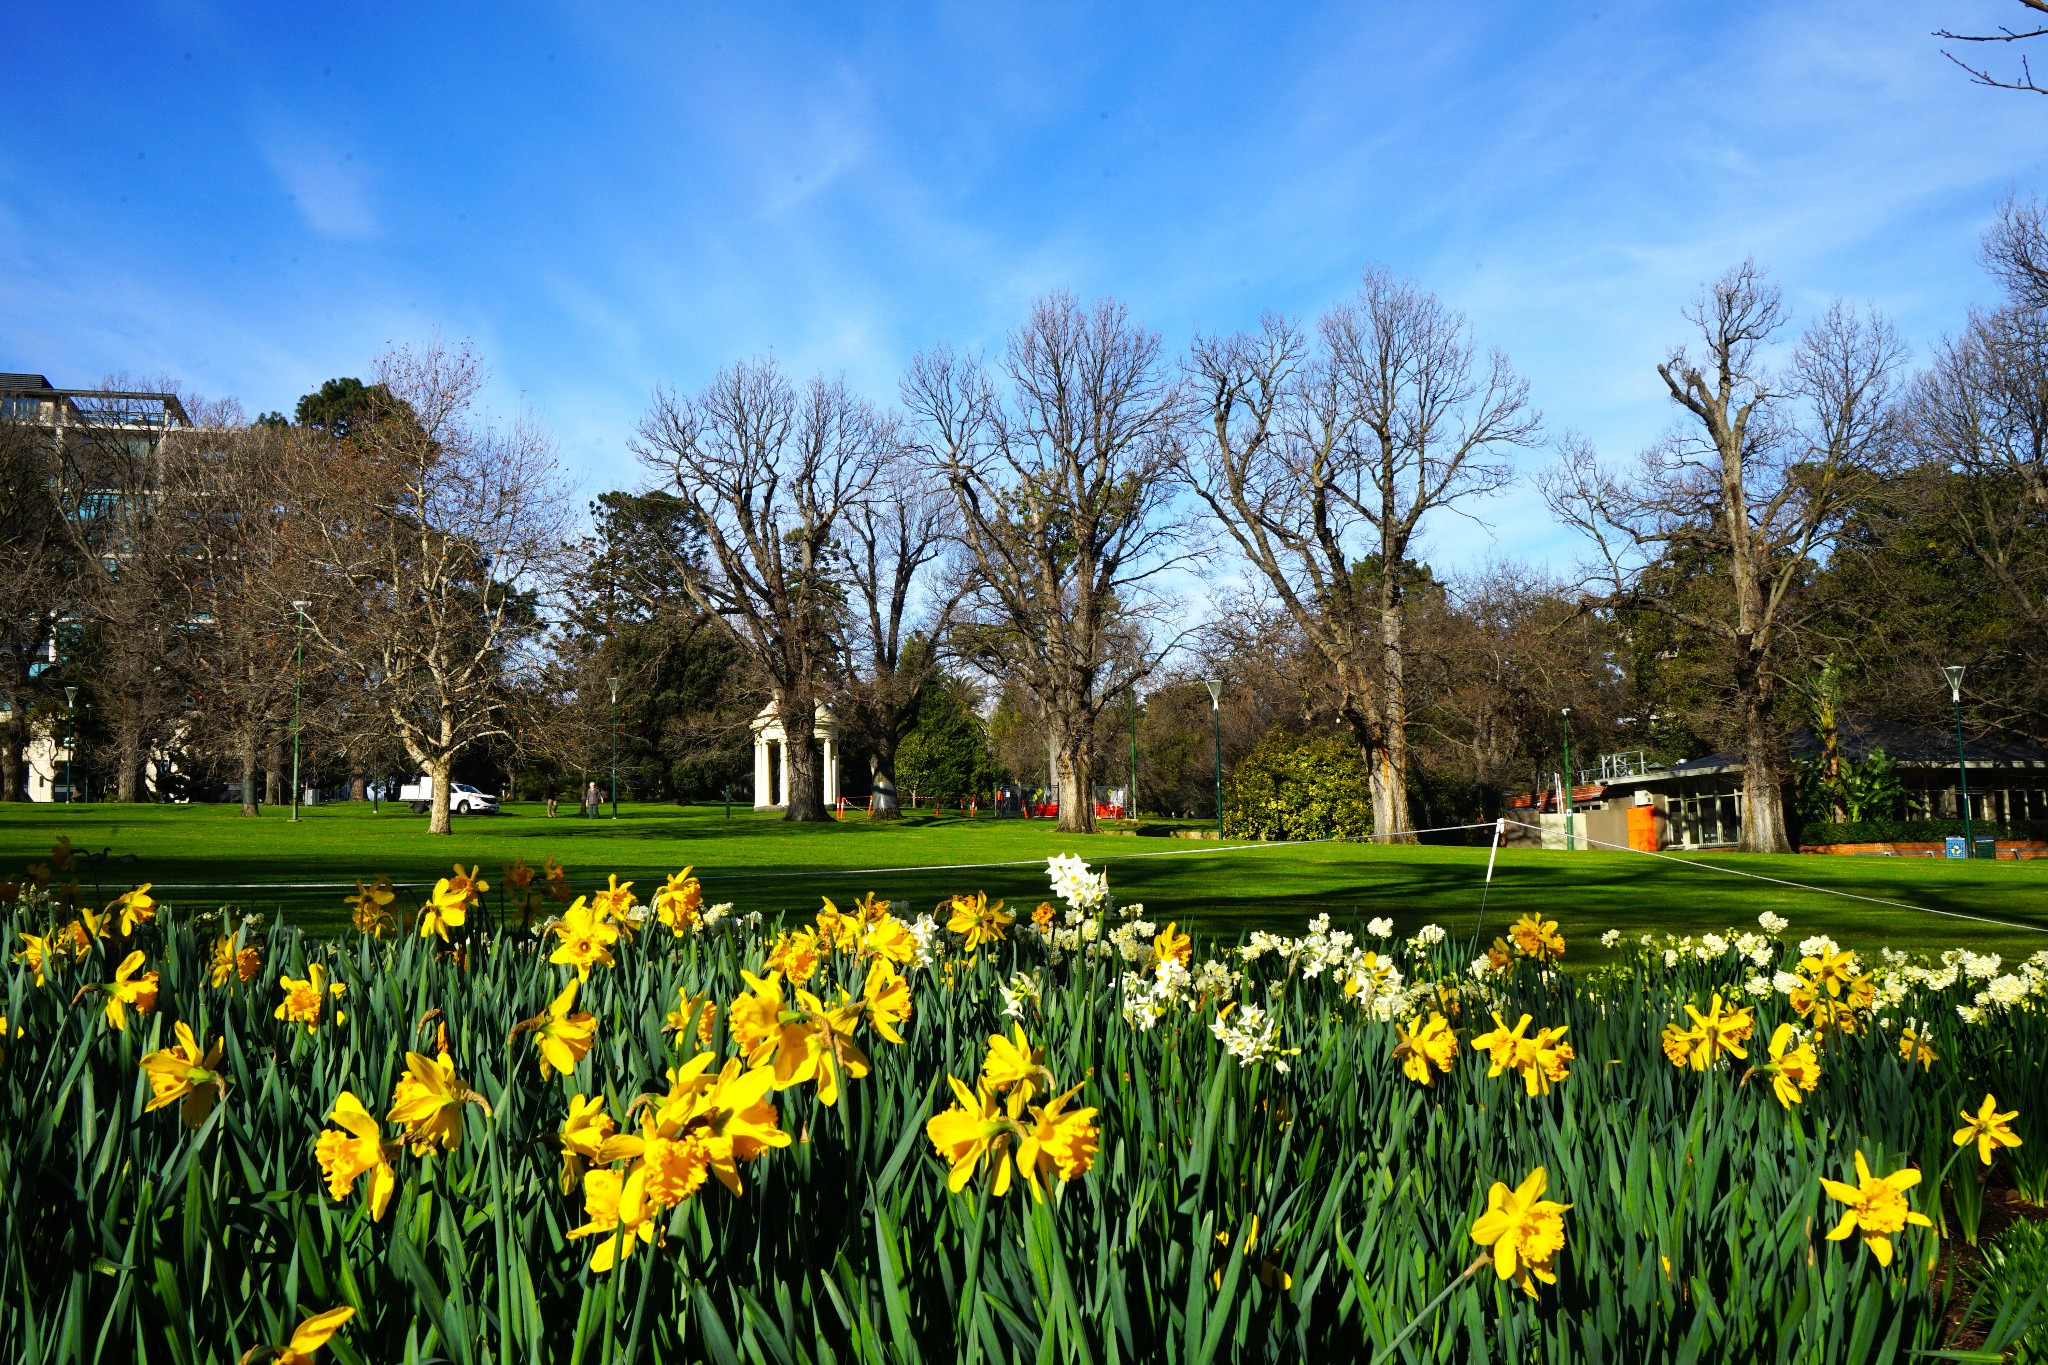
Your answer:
1798,818 -> 2048,845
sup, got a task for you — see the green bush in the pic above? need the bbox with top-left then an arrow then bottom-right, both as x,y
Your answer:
1222,728 -> 1372,841
1798,818 -> 2048,845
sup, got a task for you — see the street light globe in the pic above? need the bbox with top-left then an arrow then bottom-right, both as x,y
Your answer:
608,676 -> 620,704
1203,678 -> 1222,709
1942,665 -> 1966,703
64,686 -> 78,708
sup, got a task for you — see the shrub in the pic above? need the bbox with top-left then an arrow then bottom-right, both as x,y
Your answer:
1222,728 -> 1372,840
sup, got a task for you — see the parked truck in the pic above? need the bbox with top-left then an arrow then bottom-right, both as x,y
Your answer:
398,776 -> 500,816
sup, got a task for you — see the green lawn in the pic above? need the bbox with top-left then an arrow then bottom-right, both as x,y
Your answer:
4,800 -> 2046,959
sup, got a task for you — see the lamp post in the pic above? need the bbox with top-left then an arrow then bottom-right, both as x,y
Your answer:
64,686 -> 78,804
1560,706 -> 1574,852
1128,685 -> 1140,822
608,676 -> 620,820
1944,666 -> 1973,858
290,600 -> 310,823
1204,679 -> 1223,839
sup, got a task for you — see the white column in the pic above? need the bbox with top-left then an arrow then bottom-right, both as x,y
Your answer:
822,738 -> 838,805
778,741 -> 790,808
753,735 -> 771,809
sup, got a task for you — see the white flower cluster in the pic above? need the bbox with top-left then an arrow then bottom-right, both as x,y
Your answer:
1744,974 -> 1772,998
1046,854 -> 1110,913
1108,919 -> 1159,965
1121,957 -> 1193,1030
1600,929 -> 1622,949
1031,902 -> 1105,962
1758,911 -> 1790,935
1367,917 -> 1394,938
998,971 -> 1042,1020
1209,1005 -> 1295,1072
908,914 -> 940,969
1957,951 -> 2004,984
1406,923 -> 1447,957
1798,934 -> 1841,960
1191,957 -> 1241,998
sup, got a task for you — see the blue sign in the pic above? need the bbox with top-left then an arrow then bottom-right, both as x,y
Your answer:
1944,836 -> 1967,859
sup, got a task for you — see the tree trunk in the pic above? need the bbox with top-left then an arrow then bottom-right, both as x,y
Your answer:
425,754 -> 454,835
779,699 -> 829,822
265,736 -> 283,807
1741,686 -> 1791,853
350,771 -> 367,802
0,710 -> 21,801
1055,726 -> 1096,834
240,729 -> 261,817
117,722 -> 143,803
1375,600 -> 1414,842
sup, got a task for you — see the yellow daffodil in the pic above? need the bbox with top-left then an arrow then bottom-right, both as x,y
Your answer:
272,1305 -> 356,1365
982,1022 -> 1053,1104
14,932 -> 51,987
1743,1022 -> 1822,1109
0,1014 -> 17,1062
548,897 -> 618,980
520,979 -> 597,1078
113,884 -> 157,935
1013,1081 -> 1100,1201
102,950 -> 160,1032
315,1090 -> 398,1221
1393,1013 -> 1459,1086
1899,1028 -> 1939,1070
1470,1166 -> 1571,1297
1820,1151 -> 1932,1267
1508,913 -> 1565,964
345,877 -> 397,936
588,875 -> 637,935
567,1166 -> 660,1272
662,989 -> 719,1047
1471,1013 -> 1571,1095
1662,994 -> 1754,1072
766,926 -> 823,984
1031,901 -> 1057,931
925,1076 -> 1015,1194
50,836 -> 76,871
139,1021 -> 226,1128
1153,921 -> 1192,968
387,1049 -> 490,1154
653,867 -> 702,931
274,963 -> 345,1033
862,958 -> 913,1044
726,971 -> 785,1056
754,987 -> 870,1107
555,1092 -> 635,1195
947,891 -> 1013,955
1953,1094 -> 2022,1167
505,856 -> 534,891
419,877 -> 472,942
862,914 -> 916,965
814,897 -> 863,954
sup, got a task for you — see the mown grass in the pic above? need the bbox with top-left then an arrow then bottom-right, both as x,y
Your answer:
4,801 -> 2047,957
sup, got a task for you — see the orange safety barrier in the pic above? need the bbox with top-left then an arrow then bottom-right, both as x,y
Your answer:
1626,804 -> 1659,852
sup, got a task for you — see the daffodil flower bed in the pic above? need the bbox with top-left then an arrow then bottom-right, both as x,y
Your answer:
1,842 -> 2046,1362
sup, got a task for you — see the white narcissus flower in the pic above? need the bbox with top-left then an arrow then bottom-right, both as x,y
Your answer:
1758,911 -> 1789,935
1367,917 -> 1394,938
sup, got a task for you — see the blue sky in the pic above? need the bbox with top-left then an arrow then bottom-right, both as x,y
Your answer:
4,1 -> 2046,579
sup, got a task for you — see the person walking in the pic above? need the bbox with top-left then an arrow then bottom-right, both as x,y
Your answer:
583,781 -> 600,818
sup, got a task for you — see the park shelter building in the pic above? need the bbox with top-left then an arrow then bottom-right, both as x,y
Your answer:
1506,721 -> 2048,852
750,699 -> 842,809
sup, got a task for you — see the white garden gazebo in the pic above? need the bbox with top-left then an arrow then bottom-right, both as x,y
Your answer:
750,699 -> 841,809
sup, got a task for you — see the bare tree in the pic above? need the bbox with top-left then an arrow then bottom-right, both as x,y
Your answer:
632,360 -> 886,822
298,341 -> 571,834
1183,269 -> 1539,839
157,422 -> 314,814
837,447 -> 960,816
903,292 -> 1185,834
0,415 -> 71,800
1545,264 -> 1906,852
1937,1 -> 2048,94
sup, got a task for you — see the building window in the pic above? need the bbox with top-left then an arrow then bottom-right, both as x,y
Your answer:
1671,791 -> 1742,848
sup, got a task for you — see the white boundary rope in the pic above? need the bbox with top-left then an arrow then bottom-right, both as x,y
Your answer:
1502,819 -> 2048,936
